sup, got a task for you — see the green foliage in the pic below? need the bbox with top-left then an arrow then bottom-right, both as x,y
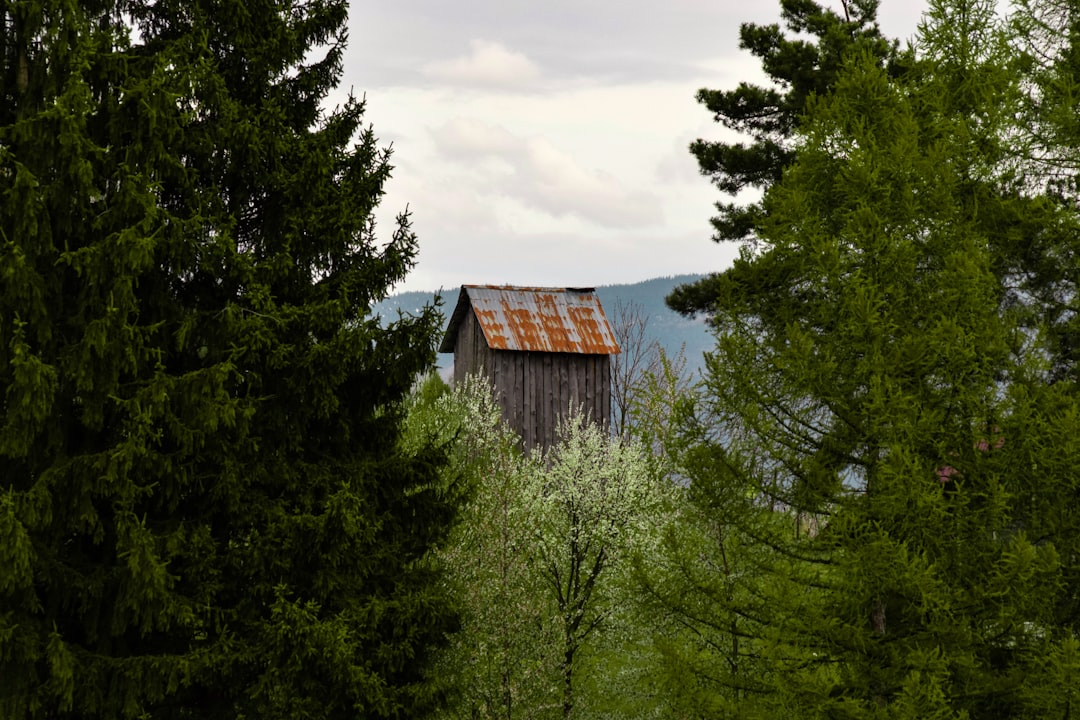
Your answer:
1,2 -> 454,718
420,378 -> 678,720
636,383 -> 825,718
651,0 -> 1080,716
408,376 -> 562,720
1007,0 -> 1080,384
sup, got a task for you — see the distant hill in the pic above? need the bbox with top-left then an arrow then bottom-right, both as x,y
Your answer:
372,275 -> 714,378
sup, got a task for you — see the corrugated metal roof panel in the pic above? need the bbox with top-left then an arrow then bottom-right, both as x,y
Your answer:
439,285 -> 621,354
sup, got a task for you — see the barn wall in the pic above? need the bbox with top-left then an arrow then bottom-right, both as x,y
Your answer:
453,311 -> 523,439
488,350 -> 610,451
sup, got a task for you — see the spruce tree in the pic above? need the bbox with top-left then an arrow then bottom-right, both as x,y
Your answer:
1,2 -> 454,718
654,0 -> 1080,715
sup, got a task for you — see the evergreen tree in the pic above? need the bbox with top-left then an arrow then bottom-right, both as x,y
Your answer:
669,0 -> 900,317
1,2 -> 454,718
653,0 -> 1080,715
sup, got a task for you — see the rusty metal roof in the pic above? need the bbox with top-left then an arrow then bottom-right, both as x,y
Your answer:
439,285 -> 621,355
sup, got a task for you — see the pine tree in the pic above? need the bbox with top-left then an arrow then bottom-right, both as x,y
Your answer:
654,0 -> 1080,715
1,2 -> 454,718
1008,0 -> 1080,675
669,0 -> 900,317
1005,0 -> 1080,383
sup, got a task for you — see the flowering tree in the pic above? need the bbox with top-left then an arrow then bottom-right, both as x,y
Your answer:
404,375 -> 561,719
529,414 -> 674,719
407,376 -> 677,719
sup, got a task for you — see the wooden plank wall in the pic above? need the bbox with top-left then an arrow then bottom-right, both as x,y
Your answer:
489,350 -> 610,452
452,311 -> 471,387
490,346 -> 522,444
453,310 -> 492,387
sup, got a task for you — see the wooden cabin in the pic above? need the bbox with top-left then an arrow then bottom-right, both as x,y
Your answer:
439,285 -> 621,450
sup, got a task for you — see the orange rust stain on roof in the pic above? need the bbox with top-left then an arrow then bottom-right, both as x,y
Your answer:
473,307 -> 509,349
565,305 -> 611,354
439,285 -> 621,354
499,305 -> 543,351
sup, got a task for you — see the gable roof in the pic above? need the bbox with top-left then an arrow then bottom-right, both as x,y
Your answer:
439,285 -> 621,355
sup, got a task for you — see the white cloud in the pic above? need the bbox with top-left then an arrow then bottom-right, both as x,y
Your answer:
524,140 -> 662,227
656,135 -> 705,185
430,116 -> 521,157
341,1 -> 936,295
355,81 -> 736,293
421,39 -> 541,88
430,118 -> 663,228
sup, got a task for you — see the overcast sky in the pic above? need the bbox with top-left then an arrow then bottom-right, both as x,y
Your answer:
331,0 -> 931,293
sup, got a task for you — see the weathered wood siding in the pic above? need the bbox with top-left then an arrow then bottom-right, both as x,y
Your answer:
453,309 -> 494,387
